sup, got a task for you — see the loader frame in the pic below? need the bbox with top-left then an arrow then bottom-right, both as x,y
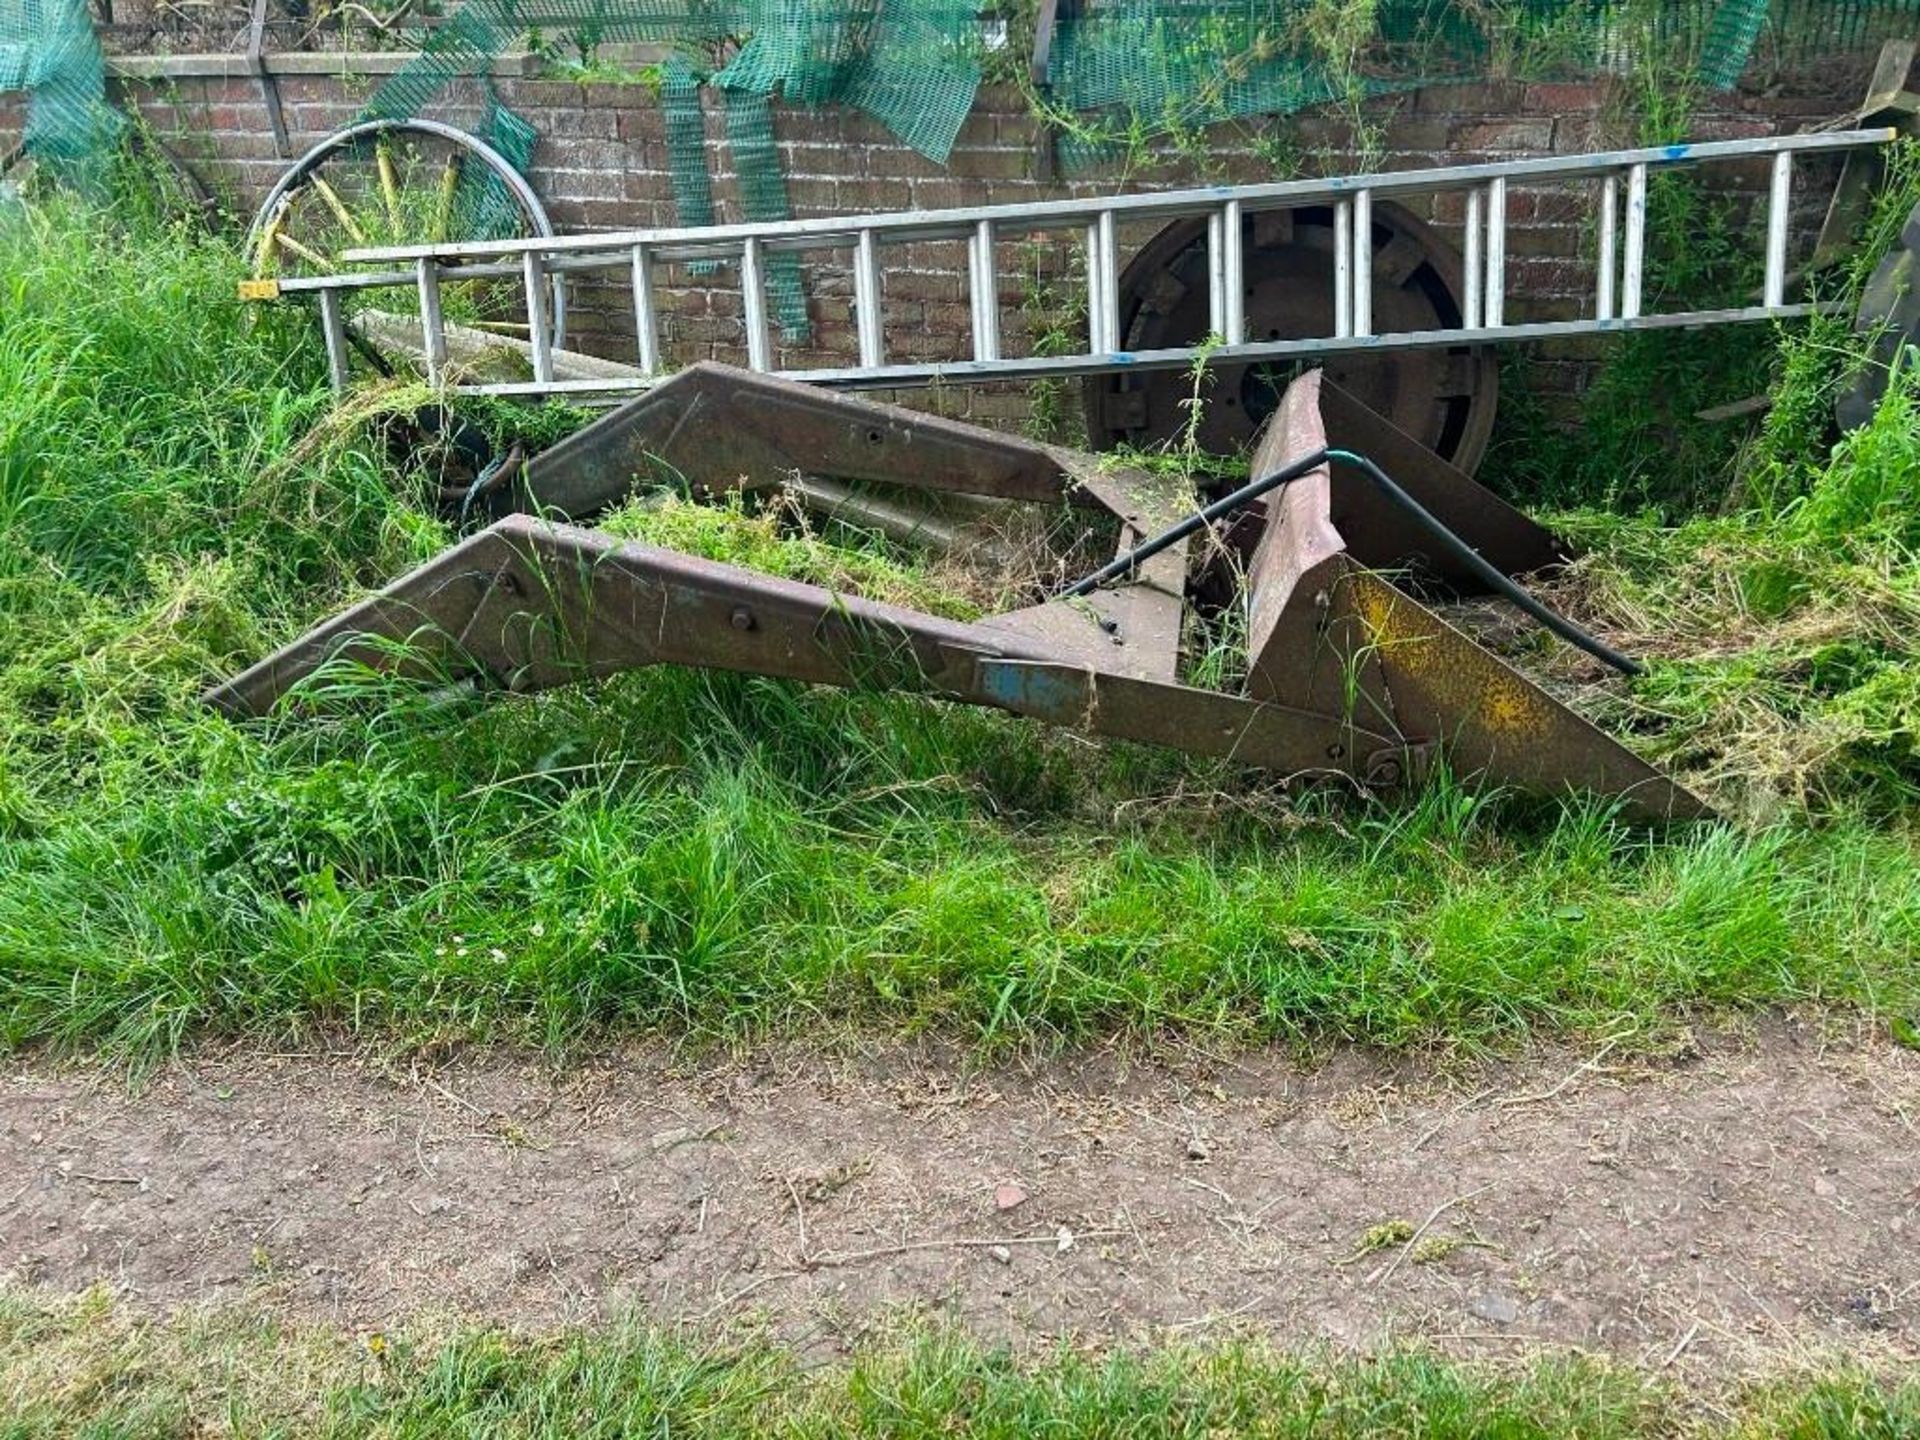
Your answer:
207,364 -> 1706,821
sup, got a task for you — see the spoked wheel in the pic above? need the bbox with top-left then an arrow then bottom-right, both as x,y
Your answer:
1084,201 -> 1499,474
244,118 -> 565,360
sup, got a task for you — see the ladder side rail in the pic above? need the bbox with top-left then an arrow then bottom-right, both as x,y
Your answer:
337,130 -> 1897,267
446,303 -> 1836,399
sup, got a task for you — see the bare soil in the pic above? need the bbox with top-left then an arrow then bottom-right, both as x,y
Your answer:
3,1022 -> 1916,1374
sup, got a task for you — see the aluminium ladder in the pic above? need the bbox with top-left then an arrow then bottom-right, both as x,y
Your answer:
246,128 -> 1896,399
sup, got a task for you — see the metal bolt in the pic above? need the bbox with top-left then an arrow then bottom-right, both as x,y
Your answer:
1326,743 -> 1346,761
730,607 -> 755,631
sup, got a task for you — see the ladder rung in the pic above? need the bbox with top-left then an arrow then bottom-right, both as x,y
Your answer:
1352,188 -> 1373,338
1096,211 -> 1119,353
1622,162 -> 1648,320
1596,175 -> 1618,322
414,258 -> 446,386
523,252 -> 553,385
1484,178 -> 1507,329
855,228 -> 884,369
1764,150 -> 1792,309
1334,198 -> 1352,338
969,219 -> 1001,364
1462,187 -> 1484,330
1221,199 -> 1245,347
1205,208 -> 1227,339
317,287 -> 350,391
740,236 -> 772,372
630,244 -> 660,374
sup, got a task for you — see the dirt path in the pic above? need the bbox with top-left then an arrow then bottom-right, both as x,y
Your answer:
3,1024 -> 1916,1373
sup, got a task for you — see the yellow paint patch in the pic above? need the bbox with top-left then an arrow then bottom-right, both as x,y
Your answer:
1351,575 -> 1556,742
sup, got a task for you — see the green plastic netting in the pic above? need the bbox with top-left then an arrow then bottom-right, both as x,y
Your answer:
0,0 -> 123,185
1044,1 -> 1920,168
349,0 -> 1920,336
9,0 -> 1917,331
361,0 -> 985,336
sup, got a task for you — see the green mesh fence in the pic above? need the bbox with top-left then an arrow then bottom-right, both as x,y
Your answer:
0,0 -> 123,186
1046,1 -> 1920,169
361,0 -> 985,340
720,84 -> 806,328
344,0 -> 1920,338
459,95 -> 540,237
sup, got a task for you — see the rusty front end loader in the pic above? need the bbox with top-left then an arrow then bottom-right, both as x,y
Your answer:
207,364 -> 1706,821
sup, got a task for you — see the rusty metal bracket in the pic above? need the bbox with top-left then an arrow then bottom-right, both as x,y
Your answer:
246,0 -> 291,161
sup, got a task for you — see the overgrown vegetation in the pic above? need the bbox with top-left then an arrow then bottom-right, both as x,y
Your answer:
1,144 -> 1918,1062
4,1288 -> 1917,1437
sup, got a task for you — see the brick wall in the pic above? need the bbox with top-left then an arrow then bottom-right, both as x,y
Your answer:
4,55 -> 1878,430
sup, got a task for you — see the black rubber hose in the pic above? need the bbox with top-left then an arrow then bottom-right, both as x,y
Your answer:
1058,445 -> 1643,678
1058,448 -> 1333,598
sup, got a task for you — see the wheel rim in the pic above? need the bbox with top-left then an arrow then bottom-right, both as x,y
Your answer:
245,118 -> 565,355
1083,201 -> 1499,473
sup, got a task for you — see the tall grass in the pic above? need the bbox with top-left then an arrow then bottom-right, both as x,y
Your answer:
0,175 -> 1916,1060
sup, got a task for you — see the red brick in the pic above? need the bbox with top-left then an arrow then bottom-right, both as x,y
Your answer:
1523,82 -> 1610,113
1416,80 -> 1526,115
1687,119 -> 1775,142
1509,224 -> 1583,258
844,178 -> 912,212
1450,118 -> 1556,152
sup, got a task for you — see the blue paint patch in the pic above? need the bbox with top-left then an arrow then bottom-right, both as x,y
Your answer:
1112,352 -> 1136,365
1663,144 -> 1690,160
976,662 -> 1081,721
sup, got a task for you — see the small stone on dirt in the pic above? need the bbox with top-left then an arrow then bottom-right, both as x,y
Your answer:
1470,1291 -> 1521,1325
988,1245 -> 1012,1266
1185,1136 -> 1211,1162
993,1183 -> 1027,1212
1814,1176 -> 1838,1197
